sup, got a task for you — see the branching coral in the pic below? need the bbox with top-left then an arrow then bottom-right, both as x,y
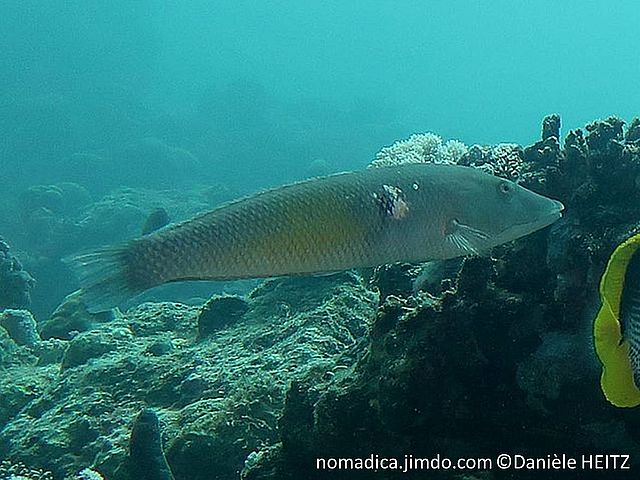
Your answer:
369,131 -> 525,183
0,460 -> 53,480
77,468 -> 105,480
0,461 -> 105,480
369,133 -> 467,167
458,143 -> 524,181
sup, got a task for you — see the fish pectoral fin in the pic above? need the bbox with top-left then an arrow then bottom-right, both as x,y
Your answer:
446,220 -> 490,256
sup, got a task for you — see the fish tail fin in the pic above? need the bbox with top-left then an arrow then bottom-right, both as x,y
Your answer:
64,245 -> 145,313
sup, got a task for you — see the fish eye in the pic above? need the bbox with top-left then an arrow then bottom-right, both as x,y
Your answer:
498,180 -> 513,195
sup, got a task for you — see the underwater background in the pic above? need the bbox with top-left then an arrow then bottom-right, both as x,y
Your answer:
2,1 -> 640,479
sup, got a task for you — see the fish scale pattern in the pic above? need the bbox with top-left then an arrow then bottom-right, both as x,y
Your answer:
69,163 -> 562,312
125,169 -> 410,286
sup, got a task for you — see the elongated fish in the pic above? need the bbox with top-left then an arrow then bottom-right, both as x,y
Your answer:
68,164 -> 564,312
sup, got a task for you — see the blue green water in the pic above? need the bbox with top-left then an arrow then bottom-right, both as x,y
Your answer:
3,1 -> 639,190
2,2 -> 640,479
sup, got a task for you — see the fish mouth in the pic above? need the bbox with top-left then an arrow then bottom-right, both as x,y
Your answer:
532,199 -> 565,228
540,199 -> 565,225
496,199 -> 565,243
550,199 -> 565,214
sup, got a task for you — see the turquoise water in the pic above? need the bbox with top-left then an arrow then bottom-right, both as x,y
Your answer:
2,2 -> 640,479
3,1 -> 639,189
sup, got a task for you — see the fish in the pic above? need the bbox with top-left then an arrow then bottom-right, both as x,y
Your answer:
594,232 -> 640,407
67,164 -> 564,312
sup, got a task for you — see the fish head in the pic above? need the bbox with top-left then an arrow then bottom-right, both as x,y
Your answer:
443,171 -> 564,255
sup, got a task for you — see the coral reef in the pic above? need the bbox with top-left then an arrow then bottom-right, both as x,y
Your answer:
368,125 -> 536,183
542,113 -> 561,141
369,133 -> 467,167
0,274 -> 375,479
458,143 -> 524,181
0,309 -> 40,346
197,295 -> 249,338
126,409 -> 174,480
76,468 -> 105,480
39,291 -> 117,341
17,183 -> 91,255
6,116 -> 640,480
0,460 -> 104,480
0,238 -> 35,310
239,116 -> 640,479
0,460 -> 54,480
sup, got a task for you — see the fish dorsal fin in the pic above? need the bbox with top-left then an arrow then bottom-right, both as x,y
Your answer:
445,219 -> 490,256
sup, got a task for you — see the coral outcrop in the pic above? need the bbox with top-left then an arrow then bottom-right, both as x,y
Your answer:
0,238 -> 35,310
369,133 -> 468,167
5,116 -> 640,480
0,309 -> 40,346
125,409 -> 175,480
241,116 -> 640,479
197,295 -> 249,338
0,274 -> 375,479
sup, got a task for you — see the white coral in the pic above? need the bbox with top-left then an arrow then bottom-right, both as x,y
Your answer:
370,133 -> 468,168
77,468 -> 105,480
442,139 -> 468,164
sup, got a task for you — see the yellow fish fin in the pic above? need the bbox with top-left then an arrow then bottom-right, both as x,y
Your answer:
594,233 -> 640,407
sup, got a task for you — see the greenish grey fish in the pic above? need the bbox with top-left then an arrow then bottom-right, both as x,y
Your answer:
68,164 -> 564,312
